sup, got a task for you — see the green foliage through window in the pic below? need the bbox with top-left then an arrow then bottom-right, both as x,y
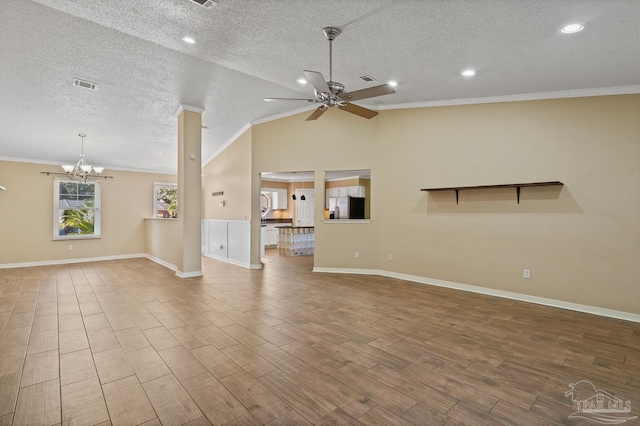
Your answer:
155,184 -> 177,218
55,180 -> 100,238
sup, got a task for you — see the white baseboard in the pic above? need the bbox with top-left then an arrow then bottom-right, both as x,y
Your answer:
175,270 -> 203,278
0,253 -> 146,269
313,267 -> 640,323
143,254 -> 177,271
203,253 -> 254,269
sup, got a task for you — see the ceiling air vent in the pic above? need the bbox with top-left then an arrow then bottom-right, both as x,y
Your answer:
359,75 -> 376,82
187,0 -> 217,8
72,78 -> 97,90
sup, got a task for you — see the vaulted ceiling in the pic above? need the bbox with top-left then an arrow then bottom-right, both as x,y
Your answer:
1,0 -> 639,173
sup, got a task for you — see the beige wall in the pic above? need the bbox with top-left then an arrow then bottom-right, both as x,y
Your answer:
144,219 -> 179,268
246,95 -> 639,314
0,160 -> 176,265
251,108 -> 381,269
202,127 -> 252,220
377,95 -> 639,314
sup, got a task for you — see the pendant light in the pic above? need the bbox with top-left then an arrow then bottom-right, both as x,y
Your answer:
300,173 -> 306,200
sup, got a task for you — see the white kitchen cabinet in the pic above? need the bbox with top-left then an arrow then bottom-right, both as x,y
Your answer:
261,225 -> 279,247
326,186 -> 365,208
348,186 -> 365,197
326,187 -> 339,209
274,188 -> 288,209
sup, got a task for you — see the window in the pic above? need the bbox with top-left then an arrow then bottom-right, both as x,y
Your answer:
260,192 -> 271,217
154,182 -> 177,218
54,179 -> 101,239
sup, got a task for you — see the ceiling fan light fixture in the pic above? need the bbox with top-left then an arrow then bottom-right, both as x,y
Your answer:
265,26 -> 396,120
296,78 -> 307,84
182,36 -> 196,44
388,81 -> 398,87
460,69 -> 476,77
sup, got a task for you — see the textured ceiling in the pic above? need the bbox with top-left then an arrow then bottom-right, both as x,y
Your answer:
1,0 -> 639,173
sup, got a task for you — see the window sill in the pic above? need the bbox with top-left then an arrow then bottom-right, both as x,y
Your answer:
321,219 -> 372,224
144,217 -> 178,220
53,236 -> 101,241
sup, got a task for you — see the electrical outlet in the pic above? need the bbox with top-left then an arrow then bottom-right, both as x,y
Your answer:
354,251 -> 360,259
67,245 -> 73,251
523,269 -> 531,279
388,253 -> 393,261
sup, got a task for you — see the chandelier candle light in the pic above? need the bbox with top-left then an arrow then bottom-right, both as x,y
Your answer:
61,133 -> 106,183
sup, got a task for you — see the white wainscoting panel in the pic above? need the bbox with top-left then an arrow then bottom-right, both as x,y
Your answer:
202,220 -> 251,268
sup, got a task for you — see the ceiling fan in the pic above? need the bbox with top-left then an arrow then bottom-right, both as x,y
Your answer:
264,27 -> 396,121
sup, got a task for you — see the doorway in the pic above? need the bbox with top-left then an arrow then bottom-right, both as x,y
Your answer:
260,171 -> 315,265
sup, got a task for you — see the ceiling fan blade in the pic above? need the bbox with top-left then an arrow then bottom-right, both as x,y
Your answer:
340,83 -> 396,102
303,70 -> 330,94
264,97 -> 319,102
305,106 -> 328,121
338,102 -> 379,119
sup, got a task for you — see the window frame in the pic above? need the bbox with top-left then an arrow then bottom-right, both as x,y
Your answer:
53,178 -> 101,240
153,182 -> 178,219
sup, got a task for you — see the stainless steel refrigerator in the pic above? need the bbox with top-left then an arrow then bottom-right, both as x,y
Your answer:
329,196 -> 365,219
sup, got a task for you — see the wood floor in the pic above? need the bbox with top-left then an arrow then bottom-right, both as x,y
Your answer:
0,250 -> 638,425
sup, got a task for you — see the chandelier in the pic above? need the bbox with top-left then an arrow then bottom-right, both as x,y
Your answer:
61,133 -> 106,183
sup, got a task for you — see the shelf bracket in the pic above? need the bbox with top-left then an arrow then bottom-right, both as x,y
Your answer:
516,186 -> 521,204
455,189 -> 459,205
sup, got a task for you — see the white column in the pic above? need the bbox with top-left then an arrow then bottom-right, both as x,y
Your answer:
175,104 -> 204,278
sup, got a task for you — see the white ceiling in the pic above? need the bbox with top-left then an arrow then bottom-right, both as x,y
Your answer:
1,0 -> 639,174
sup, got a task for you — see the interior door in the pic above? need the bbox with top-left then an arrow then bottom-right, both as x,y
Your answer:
296,189 -> 315,226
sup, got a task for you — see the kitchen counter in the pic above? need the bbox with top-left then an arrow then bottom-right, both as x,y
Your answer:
261,218 -> 293,224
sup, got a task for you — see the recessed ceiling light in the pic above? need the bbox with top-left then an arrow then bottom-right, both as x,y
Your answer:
560,23 -> 585,34
296,78 -> 307,84
182,36 -> 196,44
460,69 -> 476,77
388,81 -> 398,87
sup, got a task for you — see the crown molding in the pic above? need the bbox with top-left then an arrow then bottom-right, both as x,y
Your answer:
0,156 -> 176,175
250,104 -> 318,126
378,85 -> 640,111
202,122 -> 251,168
174,104 -> 205,117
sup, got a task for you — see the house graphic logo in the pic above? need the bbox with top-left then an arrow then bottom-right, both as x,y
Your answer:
565,380 -> 637,424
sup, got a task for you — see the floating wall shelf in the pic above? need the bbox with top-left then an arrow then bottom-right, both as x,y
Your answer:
420,181 -> 563,204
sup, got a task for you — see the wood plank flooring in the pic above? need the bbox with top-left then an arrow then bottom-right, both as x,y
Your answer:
0,250 -> 639,425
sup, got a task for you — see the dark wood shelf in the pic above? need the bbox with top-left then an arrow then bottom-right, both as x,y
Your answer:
421,181 -> 563,204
